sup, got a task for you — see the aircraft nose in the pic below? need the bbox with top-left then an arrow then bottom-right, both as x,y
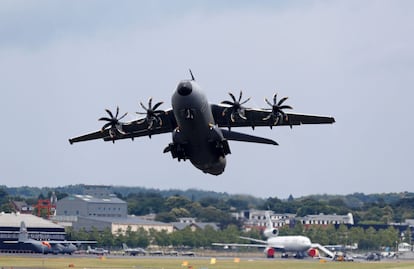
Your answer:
177,81 -> 192,96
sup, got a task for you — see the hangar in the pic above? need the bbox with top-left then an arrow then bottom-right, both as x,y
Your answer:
0,213 -> 65,251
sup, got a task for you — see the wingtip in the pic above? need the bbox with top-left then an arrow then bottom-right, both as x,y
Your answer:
68,139 -> 74,145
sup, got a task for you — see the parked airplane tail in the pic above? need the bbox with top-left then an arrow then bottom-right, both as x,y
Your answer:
122,243 -> 128,250
263,211 -> 279,238
17,221 -> 29,242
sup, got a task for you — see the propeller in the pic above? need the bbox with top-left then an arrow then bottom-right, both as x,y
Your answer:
263,93 -> 292,127
136,97 -> 164,130
221,91 -> 251,122
99,107 -> 127,140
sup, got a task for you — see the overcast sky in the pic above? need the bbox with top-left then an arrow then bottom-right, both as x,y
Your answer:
0,1 -> 413,198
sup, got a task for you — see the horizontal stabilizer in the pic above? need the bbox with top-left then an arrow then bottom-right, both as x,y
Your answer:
221,130 -> 278,145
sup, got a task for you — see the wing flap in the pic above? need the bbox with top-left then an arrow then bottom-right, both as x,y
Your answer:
212,243 -> 268,248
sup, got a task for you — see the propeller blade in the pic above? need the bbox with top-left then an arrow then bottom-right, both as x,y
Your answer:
98,117 -> 112,122
136,98 -> 165,130
99,107 -> 127,134
105,109 -> 114,119
277,97 -> 288,106
152,101 -> 164,111
240,97 -> 250,105
229,92 -> 236,102
265,98 -> 273,107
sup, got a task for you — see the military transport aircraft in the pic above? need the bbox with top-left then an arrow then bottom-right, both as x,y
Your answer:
69,71 -> 335,175
2,221 -> 95,254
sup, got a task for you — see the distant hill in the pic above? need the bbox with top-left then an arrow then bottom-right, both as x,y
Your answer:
2,184 -> 413,209
1,184 -> 262,204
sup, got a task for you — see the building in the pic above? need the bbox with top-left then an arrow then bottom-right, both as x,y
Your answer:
233,210 -> 355,232
73,216 -> 173,234
233,210 -> 296,231
56,194 -> 127,218
298,213 -> 354,226
54,186 -> 176,234
10,201 -> 34,214
171,218 -> 219,231
0,213 -> 65,251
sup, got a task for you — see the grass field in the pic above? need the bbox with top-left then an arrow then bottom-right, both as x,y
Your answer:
1,256 -> 414,269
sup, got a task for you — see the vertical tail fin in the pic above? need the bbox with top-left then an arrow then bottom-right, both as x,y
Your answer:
263,211 -> 279,238
123,243 -> 128,250
18,221 -> 29,242
265,211 -> 273,228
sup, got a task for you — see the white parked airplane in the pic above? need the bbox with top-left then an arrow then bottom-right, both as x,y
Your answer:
213,211 -> 334,259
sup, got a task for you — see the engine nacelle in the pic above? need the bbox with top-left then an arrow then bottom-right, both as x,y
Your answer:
263,227 -> 279,238
308,248 -> 319,257
264,247 -> 275,258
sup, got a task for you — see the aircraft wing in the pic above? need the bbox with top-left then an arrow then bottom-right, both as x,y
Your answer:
211,104 -> 335,129
213,236 -> 285,251
212,242 -> 268,248
239,236 -> 285,250
46,240 -> 97,244
69,109 -> 177,144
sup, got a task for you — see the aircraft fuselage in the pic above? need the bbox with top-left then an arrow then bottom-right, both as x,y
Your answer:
268,235 -> 312,252
171,80 -> 227,175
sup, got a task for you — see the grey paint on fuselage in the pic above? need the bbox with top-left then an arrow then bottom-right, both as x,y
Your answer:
172,80 -> 226,175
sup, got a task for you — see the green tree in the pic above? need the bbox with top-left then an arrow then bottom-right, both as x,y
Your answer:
155,212 -> 177,222
151,229 -> 171,247
165,196 -> 192,211
359,227 -> 379,250
305,225 -> 330,245
377,227 -> 399,249
336,224 -> 349,246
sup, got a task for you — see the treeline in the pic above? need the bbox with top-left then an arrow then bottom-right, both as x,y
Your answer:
67,223 -> 406,251
2,185 -> 414,225
124,191 -> 414,226
264,196 -> 414,224
124,193 -> 242,228
67,225 -> 260,250
2,185 -> 414,250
